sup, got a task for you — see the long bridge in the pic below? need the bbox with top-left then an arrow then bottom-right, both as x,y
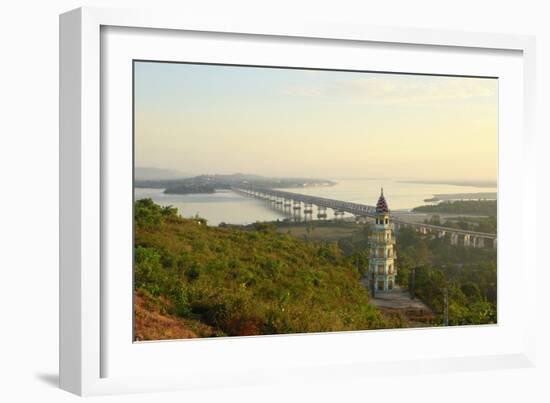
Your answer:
232,186 -> 497,249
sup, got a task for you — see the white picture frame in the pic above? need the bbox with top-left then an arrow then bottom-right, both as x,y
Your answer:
59,6 -> 537,396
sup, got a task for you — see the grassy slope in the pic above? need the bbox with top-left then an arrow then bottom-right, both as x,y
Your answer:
134,290 -> 215,340
134,199 -> 387,339
273,221 -> 362,242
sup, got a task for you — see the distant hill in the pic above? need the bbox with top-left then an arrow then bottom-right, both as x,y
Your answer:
135,172 -> 336,193
134,167 -> 190,181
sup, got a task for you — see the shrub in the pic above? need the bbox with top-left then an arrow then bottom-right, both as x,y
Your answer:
134,246 -> 166,296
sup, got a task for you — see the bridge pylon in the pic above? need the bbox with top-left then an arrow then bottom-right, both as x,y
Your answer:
231,186 -> 496,248
333,209 -> 345,221
292,200 -> 302,222
303,202 -> 313,221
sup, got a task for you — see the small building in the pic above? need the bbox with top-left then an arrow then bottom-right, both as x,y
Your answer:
368,188 -> 397,293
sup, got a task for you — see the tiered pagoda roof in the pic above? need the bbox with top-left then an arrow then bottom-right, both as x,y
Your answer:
375,188 -> 389,213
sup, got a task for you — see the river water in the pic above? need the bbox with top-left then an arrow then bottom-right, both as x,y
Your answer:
134,178 -> 496,226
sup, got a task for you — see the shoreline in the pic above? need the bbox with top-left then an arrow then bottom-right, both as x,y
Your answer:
424,192 -> 497,203
134,187 -> 496,226
398,179 -> 496,188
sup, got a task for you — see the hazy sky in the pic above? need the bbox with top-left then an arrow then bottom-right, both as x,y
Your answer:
134,61 -> 497,181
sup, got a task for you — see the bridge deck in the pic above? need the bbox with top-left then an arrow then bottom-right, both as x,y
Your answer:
233,186 -> 496,239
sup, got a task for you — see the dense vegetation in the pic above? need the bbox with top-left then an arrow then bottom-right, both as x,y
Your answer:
134,199 -> 386,340
164,184 -> 216,194
394,227 -> 496,325
270,219 -> 497,326
423,214 -> 497,234
412,200 -> 496,216
310,223 -> 497,326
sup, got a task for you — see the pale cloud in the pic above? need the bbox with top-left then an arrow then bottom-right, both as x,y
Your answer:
283,75 -> 497,105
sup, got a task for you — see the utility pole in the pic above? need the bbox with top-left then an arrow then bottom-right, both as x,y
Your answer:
443,287 -> 449,326
409,268 -> 416,299
371,271 -> 376,299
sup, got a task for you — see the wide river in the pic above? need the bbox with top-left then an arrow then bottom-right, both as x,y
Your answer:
134,178 -> 496,226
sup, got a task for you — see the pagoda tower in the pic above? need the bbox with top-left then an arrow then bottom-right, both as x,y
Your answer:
368,188 -> 397,293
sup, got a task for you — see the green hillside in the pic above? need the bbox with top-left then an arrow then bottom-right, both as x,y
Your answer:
134,199 -> 386,340
412,200 -> 497,216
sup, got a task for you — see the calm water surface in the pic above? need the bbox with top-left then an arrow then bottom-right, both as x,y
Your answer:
135,178 -> 496,226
